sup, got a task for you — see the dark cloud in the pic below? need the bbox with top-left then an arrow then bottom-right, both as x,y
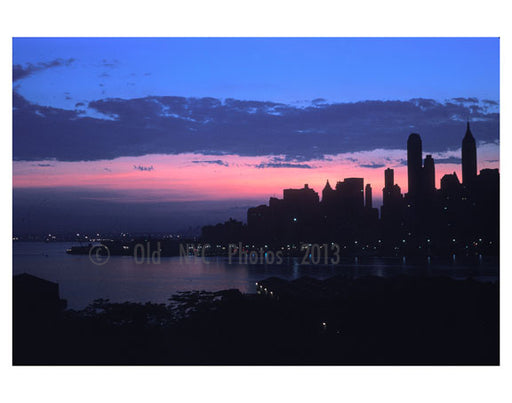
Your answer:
31,163 -> 54,167
191,160 -> 229,167
13,58 -> 75,82
12,93 -> 499,162
270,155 -> 325,163
410,98 -> 438,109
104,167 -> 112,172
452,97 -> 479,103
312,98 -> 327,105
359,163 -> 386,169
75,102 -> 85,108
255,162 -> 313,169
482,99 -> 499,106
133,165 -> 154,171
435,157 -> 462,164
469,104 -> 484,113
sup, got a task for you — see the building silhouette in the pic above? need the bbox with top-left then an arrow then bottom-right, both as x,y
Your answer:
407,133 -> 423,200
462,122 -> 477,186
365,184 -> 373,209
423,154 -> 436,194
380,168 -> 405,247
440,172 -> 461,195
336,178 -> 364,214
322,180 -> 335,205
202,123 -> 499,257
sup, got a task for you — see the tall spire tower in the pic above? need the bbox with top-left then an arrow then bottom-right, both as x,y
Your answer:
462,122 -> 477,186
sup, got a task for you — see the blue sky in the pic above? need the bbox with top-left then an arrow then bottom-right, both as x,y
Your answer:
13,38 -> 499,109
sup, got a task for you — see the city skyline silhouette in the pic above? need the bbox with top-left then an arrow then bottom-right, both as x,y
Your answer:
202,122 -> 498,257
12,38 -> 499,235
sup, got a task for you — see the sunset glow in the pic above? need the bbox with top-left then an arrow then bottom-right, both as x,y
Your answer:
13,144 -> 499,206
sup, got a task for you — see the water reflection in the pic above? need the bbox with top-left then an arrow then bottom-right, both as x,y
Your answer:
13,242 -> 498,309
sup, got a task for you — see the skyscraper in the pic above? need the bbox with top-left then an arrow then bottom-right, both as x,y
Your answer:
365,184 -> 372,209
382,168 -> 402,203
381,167 -> 403,236
384,168 -> 394,189
462,122 -> 477,186
337,178 -> 364,212
440,172 -> 461,195
407,133 -> 423,198
423,154 -> 436,193
283,184 -> 319,206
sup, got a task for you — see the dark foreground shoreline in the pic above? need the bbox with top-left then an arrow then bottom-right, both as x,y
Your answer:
13,274 -> 499,365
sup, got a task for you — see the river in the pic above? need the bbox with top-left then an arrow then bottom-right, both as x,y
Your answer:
13,242 -> 498,309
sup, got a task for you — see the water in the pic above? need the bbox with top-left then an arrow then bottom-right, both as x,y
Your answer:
13,242 -> 498,309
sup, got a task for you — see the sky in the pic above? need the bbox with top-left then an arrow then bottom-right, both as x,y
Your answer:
12,37 -> 500,234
